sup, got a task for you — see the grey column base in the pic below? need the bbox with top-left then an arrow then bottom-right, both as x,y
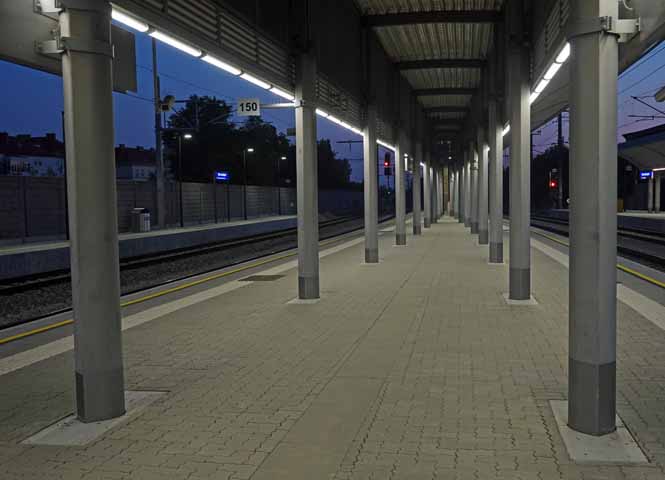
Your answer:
458,216 -> 463,224
489,242 -> 504,263
568,358 -> 616,436
470,223 -> 479,234
395,233 -> 407,246
509,267 -> 530,300
478,230 -> 489,245
413,225 -> 422,235
424,219 -> 431,228
464,219 -> 470,228
432,218 -> 438,224
298,275 -> 320,300
364,248 -> 379,264
76,370 -> 126,423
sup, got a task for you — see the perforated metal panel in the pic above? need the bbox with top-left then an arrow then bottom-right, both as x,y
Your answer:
114,0 -> 294,90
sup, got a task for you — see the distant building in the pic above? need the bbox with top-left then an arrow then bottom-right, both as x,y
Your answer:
619,123 -> 665,211
0,132 -> 65,176
115,144 -> 156,181
0,133 -> 156,181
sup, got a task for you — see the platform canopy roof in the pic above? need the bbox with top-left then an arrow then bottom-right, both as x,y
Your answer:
356,0 -> 503,135
619,124 -> 665,171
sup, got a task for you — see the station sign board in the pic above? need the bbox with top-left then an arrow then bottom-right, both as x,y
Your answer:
640,171 -> 653,180
237,98 -> 261,116
214,171 -> 230,181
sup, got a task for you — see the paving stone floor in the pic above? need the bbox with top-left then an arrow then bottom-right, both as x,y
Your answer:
2,219 -> 665,479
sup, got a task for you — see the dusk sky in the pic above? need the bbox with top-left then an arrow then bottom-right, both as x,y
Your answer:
1,23 -> 665,182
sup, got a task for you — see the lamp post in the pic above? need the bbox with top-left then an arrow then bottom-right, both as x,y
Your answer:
243,147 -> 254,220
277,155 -> 286,216
177,132 -> 193,228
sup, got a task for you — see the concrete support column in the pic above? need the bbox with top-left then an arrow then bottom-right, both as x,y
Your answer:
489,99 -> 504,263
395,137 -> 406,244
433,169 -> 439,220
656,173 -> 662,212
440,168 -> 445,217
424,151 -> 431,228
413,142 -> 422,234
448,170 -> 453,217
568,0 -> 620,436
430,166 -> 439,223
363,104 -> 379,263
60,0 -> 125,422
508,0 -> 531,300
470,143 -> 479,234
455,169 -> 461,221
648,176 -> 654,212
459,164 -> 465,223
464,156 -> 471,227
478,128 -> 489,244
295,52 -> 320,299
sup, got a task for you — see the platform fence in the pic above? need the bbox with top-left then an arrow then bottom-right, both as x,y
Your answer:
0,177 -> 386,244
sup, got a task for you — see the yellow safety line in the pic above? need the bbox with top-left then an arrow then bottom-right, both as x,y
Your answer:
0,319 -> 74,345
0,235 -> 349,346
532,230 -> 665,290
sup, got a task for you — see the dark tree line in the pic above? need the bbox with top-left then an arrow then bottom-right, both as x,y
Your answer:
163,95 -> 354,189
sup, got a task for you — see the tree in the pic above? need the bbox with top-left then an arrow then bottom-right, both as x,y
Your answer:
164,95 -> 357,189
317,139 -> 352,189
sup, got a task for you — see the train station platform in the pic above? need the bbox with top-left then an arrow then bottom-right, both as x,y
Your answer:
2,218 -> 665,479
0,215 -> 297,281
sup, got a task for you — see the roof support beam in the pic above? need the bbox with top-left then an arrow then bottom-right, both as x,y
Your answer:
364,10 -> 501,27
432,119 -> 463,127
415,88 -> 476,96
397,59 -> 485,70
426,106 -> 470,114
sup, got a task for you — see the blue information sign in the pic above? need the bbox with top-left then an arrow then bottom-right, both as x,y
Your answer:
215,171 -> 230,181
640,171 -> 653,180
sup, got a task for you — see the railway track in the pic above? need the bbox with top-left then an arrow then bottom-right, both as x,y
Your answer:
0,215 -> 387,330
531,214 -> 665,270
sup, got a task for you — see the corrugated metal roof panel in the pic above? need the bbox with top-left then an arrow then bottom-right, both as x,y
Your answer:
402,68 -> 480,90
428,111 -> 467,120
418,94 -> 472,109
356,0 -> 504,15
375,23 -> 494,61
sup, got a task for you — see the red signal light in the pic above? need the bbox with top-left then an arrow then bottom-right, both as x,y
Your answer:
549,180 -> 557,188
384,160 -> 390,167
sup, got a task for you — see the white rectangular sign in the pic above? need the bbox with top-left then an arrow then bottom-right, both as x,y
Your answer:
237,98 -> 261,116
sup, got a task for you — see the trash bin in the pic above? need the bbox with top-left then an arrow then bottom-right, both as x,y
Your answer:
131,208 -> 151,233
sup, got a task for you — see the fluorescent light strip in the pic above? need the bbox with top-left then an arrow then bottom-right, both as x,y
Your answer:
111,8 -> 149,32
535,78 -> 549,94
556,43 -> 571,63
543,61 -> 562,81
150,30 -> 202,57
241,73 -> 271,90
501,42 -> 573,135
270,87 -> 295,101
202,55 -> 242,76
377,139 -> 396,151
315,109 -> 330,118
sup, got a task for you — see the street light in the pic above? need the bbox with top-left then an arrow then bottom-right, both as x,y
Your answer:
243,147 -> 254,220
177,132 -> 194,228
277,156 -> 287,216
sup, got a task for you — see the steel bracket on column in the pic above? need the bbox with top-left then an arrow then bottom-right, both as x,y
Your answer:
38,36 -> 114,58
567,16 -> 639,42
35,0 -> 108,14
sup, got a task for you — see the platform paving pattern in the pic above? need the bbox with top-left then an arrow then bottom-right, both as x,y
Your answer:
2,219 -> 665,479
